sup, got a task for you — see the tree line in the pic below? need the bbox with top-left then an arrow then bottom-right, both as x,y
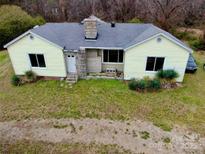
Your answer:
0,0 -> 205,30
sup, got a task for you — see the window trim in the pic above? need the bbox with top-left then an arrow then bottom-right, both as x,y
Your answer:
145,56 -> 165,72
28,53 -> 47,69
102,49 -> 124,64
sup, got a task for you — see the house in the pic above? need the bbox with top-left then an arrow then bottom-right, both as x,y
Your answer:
4,16 -> 193,82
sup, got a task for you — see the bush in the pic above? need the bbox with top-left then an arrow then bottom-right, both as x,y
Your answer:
25,70 -> 37,82
129,78 -> 161,91
11,75 -> 21,86
157,70 -> 179,80
136,80 -> 147,90
188,39 -> 205,50
128,79 -> 138,90
0,5 -> 45,48
148,79 -> 161,90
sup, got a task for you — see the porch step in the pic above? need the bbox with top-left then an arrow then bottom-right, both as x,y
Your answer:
66,74 -> 78,84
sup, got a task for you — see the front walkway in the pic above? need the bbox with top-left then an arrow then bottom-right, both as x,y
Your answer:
0,118 -> 204,154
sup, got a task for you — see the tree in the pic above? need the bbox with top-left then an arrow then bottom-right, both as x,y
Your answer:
0,5 -> 45,48
144,0 -> 187,30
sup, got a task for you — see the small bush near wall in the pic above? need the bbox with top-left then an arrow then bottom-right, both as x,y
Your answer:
25,70 -> 37,82
128,79 -> 138,90
157,70 -> 179,80
11,75 -> 21,86
148,79 -> 161,90
128,78 -> 161,92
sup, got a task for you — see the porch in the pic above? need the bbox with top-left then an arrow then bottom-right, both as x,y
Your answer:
85,48 -> 124,78
64,48 -> 125,82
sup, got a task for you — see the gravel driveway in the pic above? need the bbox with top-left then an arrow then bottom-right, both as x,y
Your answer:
0,118 -> 204,154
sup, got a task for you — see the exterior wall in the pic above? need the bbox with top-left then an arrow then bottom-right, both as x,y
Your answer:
7,34 -> 67,77
124,35 -> 189,82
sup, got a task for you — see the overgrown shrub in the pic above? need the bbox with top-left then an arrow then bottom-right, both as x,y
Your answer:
11,75 -> 21,86
0,5 -> 45,48
148,79 -> 161,90
136,80 -> 147,90
25,70 -> 37,82
128,78 -> 161,91
157,70 -> 179,80
189,39 -> 205,50
128,79 -> 138,90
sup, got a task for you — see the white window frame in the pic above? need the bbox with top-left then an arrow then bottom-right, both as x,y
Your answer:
145,56 -> 165,72
102,49 -> 124,64
28,53 -> 47,69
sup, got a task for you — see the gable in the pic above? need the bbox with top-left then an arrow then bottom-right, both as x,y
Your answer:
125,33 -> 193,53
4,31 -> 63,50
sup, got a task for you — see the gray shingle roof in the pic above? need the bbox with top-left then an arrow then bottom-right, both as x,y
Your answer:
31,21 -> 192,52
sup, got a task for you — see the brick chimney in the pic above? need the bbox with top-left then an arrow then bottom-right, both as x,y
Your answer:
84,18 -> 98,40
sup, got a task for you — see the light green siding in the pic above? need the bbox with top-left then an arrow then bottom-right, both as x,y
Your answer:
124,35 -> 189,82
7,34 -> 67,77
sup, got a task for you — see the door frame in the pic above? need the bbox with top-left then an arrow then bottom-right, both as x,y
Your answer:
65,53 -> 77,74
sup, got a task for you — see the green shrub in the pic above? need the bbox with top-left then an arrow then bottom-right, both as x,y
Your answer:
25,70 -> 37,82
0,5 -> 45,48
128,79 -> 138,90
157,70 -> 179,80
129,78 -> 161,91
188,39 -> 205,50
11,75 -> 21,86
136,80 -> 147,90
148,79 -> 161,90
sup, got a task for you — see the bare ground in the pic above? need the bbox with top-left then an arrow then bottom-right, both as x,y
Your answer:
0,118 -> 204,154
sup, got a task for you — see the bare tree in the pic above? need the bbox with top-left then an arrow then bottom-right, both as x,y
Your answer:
1,0 -> 205,30
144,0 -> 187,30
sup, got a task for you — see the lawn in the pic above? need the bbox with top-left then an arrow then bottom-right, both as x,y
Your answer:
0,50 -> 205,135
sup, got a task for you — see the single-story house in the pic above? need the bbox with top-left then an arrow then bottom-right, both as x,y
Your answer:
4,16 -> 193,82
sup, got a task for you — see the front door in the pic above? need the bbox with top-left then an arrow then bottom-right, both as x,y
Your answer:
67,54 -> 77,73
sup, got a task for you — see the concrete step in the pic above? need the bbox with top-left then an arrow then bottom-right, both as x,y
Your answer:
66,74 -> 78,84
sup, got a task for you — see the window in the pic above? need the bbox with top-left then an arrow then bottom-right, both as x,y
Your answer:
29,54 -> 46,68
103,50 -> 123,63
146,57 -> 165,71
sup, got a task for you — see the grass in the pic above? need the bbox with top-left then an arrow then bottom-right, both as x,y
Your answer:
0,51 -> 205,135
139,131 -> 150,140
0,140 -> 131,154
53,123 -> 68,129
162,137 -> 171,144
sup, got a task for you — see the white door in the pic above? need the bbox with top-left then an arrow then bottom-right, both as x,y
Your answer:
67,54 -> 77,73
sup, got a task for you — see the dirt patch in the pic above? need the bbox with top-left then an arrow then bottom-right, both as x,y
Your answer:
0,118 -> 204,154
